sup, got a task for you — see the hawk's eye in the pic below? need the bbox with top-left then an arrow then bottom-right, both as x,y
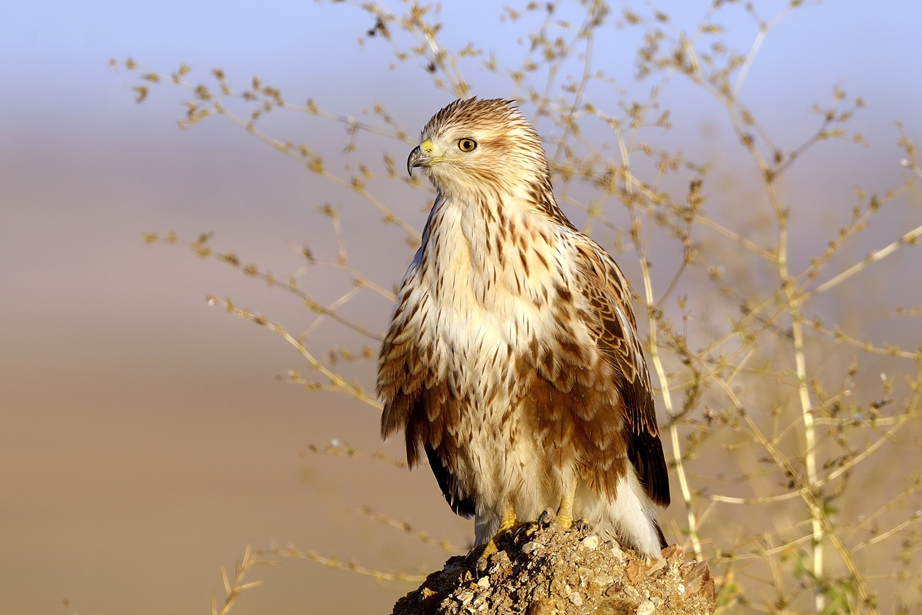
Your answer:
458,138 -> 477,152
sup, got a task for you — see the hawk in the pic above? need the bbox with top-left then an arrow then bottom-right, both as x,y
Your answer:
377,98 -> 670,558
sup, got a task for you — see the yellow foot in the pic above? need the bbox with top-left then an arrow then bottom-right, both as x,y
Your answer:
476,504 -> 518,568
479,534 -> 501,561
476,523 -> 522,568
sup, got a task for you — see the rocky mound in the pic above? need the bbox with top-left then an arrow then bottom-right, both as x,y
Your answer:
390,512 -> 715,615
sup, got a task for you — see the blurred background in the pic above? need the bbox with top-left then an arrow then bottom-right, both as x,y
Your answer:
2,1 -> 921,614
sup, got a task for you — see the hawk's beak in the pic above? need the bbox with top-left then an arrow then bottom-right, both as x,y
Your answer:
407,139 -> 435,176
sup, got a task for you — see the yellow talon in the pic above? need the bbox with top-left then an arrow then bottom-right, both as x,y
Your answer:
480,537 -> 500,561
478,502 -> 517,564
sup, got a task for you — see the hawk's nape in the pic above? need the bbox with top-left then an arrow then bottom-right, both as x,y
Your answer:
376,97 -> 670,559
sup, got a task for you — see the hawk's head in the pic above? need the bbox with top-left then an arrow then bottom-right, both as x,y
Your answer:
408,98 -> 552,201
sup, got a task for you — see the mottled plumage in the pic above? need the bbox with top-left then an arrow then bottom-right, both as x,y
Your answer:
377,98 -> 670,558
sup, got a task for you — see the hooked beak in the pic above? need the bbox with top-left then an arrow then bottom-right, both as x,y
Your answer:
407,139 -> 435,176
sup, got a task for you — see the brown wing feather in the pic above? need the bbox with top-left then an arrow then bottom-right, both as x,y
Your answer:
519,352 -> 631,500
571,240 -> 671,508
377,297 -> 476,518
516,271 -> 632,502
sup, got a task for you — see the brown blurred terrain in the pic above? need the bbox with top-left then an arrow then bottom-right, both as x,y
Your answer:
0,135 -> 466,614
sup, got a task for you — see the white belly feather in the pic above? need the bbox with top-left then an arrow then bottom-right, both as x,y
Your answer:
402,194 -> 661,556
410,198 -> 564,533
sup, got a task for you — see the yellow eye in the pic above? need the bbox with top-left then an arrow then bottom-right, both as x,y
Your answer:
458,138 -> 477,152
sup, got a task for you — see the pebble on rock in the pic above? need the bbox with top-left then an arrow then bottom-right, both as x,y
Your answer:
636,599 -> 656,615
580,535 -> 600,550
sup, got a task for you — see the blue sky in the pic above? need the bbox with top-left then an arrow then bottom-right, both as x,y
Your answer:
4,0 -> 921,144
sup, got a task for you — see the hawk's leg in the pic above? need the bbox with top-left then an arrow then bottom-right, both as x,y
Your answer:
557,482 -> 577,530
479,501 -> 518,561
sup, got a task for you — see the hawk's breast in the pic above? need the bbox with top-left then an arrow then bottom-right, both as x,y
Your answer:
412,194 -> 590,406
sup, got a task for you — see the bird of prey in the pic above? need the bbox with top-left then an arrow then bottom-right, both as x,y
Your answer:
377,98 -> 670,559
